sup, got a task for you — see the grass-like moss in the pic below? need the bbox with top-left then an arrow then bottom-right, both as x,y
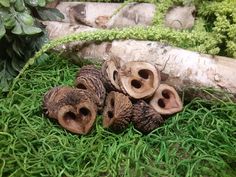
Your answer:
1,55 -> 236,176
2,0 -> 236,176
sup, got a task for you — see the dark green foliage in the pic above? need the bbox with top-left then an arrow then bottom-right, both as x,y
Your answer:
1,55 -> 236,176
0,0 -> 64,92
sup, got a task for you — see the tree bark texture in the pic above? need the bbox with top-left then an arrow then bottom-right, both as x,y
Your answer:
56,2 -> 154,28
55,2 -> 195,29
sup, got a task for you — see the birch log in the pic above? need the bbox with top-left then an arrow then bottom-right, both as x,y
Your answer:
75,40 -> 236,95
56,2 -> 121,27
44,21 -> 236,101
55,2 -> 195,29
42,0 -> 236,101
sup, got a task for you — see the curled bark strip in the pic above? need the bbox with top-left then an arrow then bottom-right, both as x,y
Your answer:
119,61 -> 161,99
95,16 -> 110,29
75,75 -> 106,112
101,57 -> 121,92
43,86 -> 97,135
55,2 -> 195,29
56,2 -> 121,27
43,21 -> 95,40
103,91 -> 132,133
165,6 -> 196,30
106,3 -> 155,29
132,100 -> 164,134
149,84 -> 183,115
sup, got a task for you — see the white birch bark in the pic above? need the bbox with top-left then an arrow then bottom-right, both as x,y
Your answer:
42,3 -> 236,100
55,2 -> 195,29
76,40 -> 236,95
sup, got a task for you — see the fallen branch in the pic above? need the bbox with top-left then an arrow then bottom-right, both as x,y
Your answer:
43,21 -> 95,39
43,21 -> 236,101
56,2 -> 120,27
75,40 -> 236,96
55,2 -> 195,29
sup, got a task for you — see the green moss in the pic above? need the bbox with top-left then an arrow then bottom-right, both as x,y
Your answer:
2,55 -> 236,176
197,0 -> 236,57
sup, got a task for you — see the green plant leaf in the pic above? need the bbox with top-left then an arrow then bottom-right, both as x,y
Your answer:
0,7 -> 9,19
36,7 -> 64,21
0,20 -> 6,39
22,24 -> 42,35
28,28 -> 48,50
11,21 -> 22,34
0,0 -> 51,92
18,12 -> 34,26
4,14 -> 15,29
38,0 -> 46,7
0,0 -> 10,7
24,0 -> 38,7
14,0 -> 25,12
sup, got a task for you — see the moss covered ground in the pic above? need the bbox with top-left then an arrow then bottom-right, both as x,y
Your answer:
1,0 -> 236,176
1,55 -> 236,176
